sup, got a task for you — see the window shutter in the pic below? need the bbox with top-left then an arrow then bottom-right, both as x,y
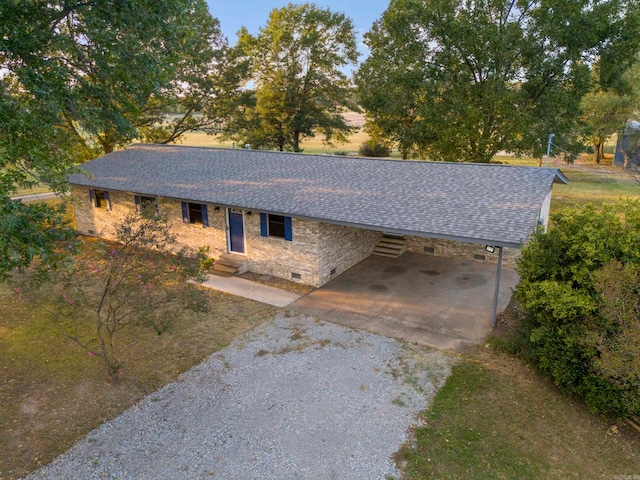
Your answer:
104,191 -> 111,210
201,205 -> 209,227
181,202 -> 189,223
284,216 -> 292,241
134,195 -> 141,212
260,213 -> 268,237
89,189 -> 95,206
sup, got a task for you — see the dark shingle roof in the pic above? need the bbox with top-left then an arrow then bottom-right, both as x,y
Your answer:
69,144 -> 568,248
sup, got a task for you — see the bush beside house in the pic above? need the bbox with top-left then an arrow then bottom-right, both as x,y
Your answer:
514,200 -> 640,417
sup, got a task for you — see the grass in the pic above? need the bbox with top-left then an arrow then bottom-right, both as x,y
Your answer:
551,169 -> 640,212
0,264 -> 276,479
399,349 -> 640,479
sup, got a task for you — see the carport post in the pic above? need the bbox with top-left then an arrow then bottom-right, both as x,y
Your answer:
491,246 -> 504,327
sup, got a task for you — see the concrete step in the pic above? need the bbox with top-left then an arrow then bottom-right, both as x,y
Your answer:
213,263 -> 240,274
373,246 -> 404,255
214,254 -> 249,275
379,236 -> 405,245
377,241 -> 405,250
372,251 -> 404,258
372,235 -> 406,258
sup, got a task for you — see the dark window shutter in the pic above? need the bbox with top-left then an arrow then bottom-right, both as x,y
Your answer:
201,205 -> 209,227
284,216 -> 292,241
134,195 -> 141,212
89,189 -> 95,206
104,191 -> 111,210
181,202 -> 189,223
260,213 -> 268,237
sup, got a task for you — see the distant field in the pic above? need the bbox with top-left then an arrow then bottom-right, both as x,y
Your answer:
177,128 -> 370,154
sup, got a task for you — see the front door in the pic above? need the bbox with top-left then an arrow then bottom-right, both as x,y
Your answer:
227,209 -> 245,254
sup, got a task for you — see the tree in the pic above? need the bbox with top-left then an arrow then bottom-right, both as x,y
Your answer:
229,3 -> 359,152
0,0 -> 236,278
580,62 -> 640,164
515,200 -> 640,417
18,210 -> 209,378
356,0 -> 640,162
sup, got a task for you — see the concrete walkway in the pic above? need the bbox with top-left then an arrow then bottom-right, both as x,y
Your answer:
199,274 -> 302,307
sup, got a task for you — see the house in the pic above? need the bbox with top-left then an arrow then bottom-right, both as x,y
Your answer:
69,144 -> 568,287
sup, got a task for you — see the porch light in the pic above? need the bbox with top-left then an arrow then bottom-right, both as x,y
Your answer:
485,245 -> 496,254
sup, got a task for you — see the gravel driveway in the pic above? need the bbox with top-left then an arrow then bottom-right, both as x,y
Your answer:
28,314 -> 454,480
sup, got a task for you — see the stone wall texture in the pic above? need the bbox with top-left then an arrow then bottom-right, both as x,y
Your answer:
71,185 -> 522,287
405,235 -> 520,267
71,186 -> 381,287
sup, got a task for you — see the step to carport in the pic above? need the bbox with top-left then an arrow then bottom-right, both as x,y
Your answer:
373,235 -> 406,257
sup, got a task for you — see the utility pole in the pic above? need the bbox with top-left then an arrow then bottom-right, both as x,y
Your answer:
545,133 -> 555,167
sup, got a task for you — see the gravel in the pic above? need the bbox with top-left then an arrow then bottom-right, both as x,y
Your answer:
27,314 -> 455,480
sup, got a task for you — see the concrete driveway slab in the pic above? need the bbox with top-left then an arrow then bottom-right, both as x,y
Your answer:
290,253 -> 519,351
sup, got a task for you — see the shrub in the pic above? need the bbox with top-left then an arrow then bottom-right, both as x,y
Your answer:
515,200 -> 640,417
358,140 -> 391,157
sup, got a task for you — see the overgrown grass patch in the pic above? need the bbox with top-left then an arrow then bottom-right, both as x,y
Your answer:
0,279 -> 275,479
399,350 -> 640,479
551,170 -> 640,212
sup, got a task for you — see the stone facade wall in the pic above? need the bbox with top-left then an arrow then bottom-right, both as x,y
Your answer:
244,216 -> 323,286
71,186 -> 371,287
71,186 -> 227,256
405,236 -> 520,267
317,224 -> 381,285
71,185 -> 522,287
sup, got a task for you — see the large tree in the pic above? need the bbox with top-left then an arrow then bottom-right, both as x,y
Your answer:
356,0 -> 640,162
229,3 -> 359,152
0,0 -> 235,279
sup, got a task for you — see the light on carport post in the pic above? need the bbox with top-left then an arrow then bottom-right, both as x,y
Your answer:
490,246 -> 504,327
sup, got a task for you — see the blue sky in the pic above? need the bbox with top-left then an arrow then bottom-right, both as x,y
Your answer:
205,1 -> 390,53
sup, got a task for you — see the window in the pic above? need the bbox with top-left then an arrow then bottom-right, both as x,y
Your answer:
181,202 -> 209,227
260,213 -> 292,241
134,195 -> 158,215
89,189 -> 111,210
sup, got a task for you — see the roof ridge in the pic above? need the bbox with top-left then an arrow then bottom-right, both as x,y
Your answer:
126,143 -> 556,171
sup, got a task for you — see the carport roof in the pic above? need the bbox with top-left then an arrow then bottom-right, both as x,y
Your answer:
69,144 -> 568,248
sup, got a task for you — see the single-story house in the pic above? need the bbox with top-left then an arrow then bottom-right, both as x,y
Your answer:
69,144 -> 568,289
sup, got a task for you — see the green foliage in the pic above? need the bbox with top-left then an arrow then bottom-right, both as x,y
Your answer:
580,62 -> 640,164
18,213 -> 208,378
358,140 -> 391,157
516,200 -> 640,416
357,0 -> 640,162
0,0 -> 237,279
228,3 -> 359,152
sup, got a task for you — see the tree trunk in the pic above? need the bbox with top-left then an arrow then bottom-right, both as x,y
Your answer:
293,130 -> 301,152
594,141 -> 602,164
623,150 -> 630,170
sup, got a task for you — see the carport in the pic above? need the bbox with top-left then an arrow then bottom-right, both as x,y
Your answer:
290,253 -> 519,351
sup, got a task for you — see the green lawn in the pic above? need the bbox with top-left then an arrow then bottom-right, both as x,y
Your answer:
551,170 -> 640,212
399,350 -> 640,479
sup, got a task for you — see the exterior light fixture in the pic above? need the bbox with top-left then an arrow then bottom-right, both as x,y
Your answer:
485,245 -> 496,253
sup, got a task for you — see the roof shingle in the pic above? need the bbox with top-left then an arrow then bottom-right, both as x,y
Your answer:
69,144 -> 567,248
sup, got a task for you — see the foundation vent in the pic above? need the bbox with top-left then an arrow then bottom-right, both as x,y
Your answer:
291,272 -> 301,280
423,246 -> 435,254
330,268 -> 337,275
474,254 -> 486,260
